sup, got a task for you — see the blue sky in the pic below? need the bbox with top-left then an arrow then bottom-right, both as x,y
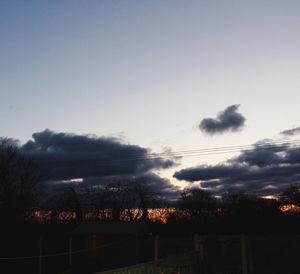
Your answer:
1,1 -> 300,194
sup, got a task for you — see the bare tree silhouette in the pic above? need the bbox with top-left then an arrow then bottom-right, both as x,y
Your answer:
178,186 -> 215,220
0,138 -> 43,222
281,184 -> 300,206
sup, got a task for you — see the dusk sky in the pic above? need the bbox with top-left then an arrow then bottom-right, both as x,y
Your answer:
1,1 -> 300,197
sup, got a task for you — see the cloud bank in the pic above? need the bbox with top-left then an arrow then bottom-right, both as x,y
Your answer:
199,104 -> 245,135
21,129 -> 179,198
82,173 -> 181,200
174,140 -> 300,196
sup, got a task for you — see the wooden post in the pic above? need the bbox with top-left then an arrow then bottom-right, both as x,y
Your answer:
135,233 -> 139,264
247,236 -> 254,274
194,234 -> 204,273
241,234 -> 248,274
102,236 -> 105,268
154,235 -> 159,261
241,235 -> 254,274
194,233 -> 200,252
39,235 -> 43,274
69,236 -> 73,266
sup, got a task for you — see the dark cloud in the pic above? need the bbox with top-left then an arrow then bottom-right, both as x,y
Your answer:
232,140 -> 288,167
173,140 -> 300,196
21,129 -> 176,181
44,173 -> 181,200
83,173 -> 181,200
199,104 -> 245,135
174,164 -> 247,182
280,127 -> 300,136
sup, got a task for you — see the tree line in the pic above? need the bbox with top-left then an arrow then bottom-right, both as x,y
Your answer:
1,138 -> 300,225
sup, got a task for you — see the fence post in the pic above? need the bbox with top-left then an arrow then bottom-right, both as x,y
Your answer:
39,235 -> 43,274
69,236 -> 73,266
154,235 -> 159,261
241,233 -> 248,274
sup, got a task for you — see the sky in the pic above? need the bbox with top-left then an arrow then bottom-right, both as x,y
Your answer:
1,1 -> 300,197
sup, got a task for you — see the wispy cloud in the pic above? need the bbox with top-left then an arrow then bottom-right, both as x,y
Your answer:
280,127 -> 300,136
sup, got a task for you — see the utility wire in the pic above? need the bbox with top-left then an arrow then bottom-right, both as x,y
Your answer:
0,235 -> 135,260
141,139 -> 300,158
81,139 -> 300,166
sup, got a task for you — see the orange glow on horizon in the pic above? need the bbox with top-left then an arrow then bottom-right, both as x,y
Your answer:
29,204 -> 300,223
280,204 -> 300,214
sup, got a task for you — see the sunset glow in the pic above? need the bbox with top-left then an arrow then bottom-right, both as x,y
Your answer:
279,204 -> 300,214
29,204 -> 300,224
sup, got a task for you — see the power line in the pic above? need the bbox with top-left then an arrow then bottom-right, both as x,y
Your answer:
143,139 -> 300,157
85,139 -> 300,166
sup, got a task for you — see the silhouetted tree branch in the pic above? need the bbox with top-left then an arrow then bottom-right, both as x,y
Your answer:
178,186 -> 215,220
0,138 -> 43,222
280,184 -> 300,206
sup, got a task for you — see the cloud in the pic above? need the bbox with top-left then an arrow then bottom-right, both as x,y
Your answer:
82,173 -> 181,200
280,127 -> 300,136
173,140 -> 300,196
44,172 -> 181,200
174,164 -> 247,182
21,129 -> 176,181
199,104 -> 245,135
